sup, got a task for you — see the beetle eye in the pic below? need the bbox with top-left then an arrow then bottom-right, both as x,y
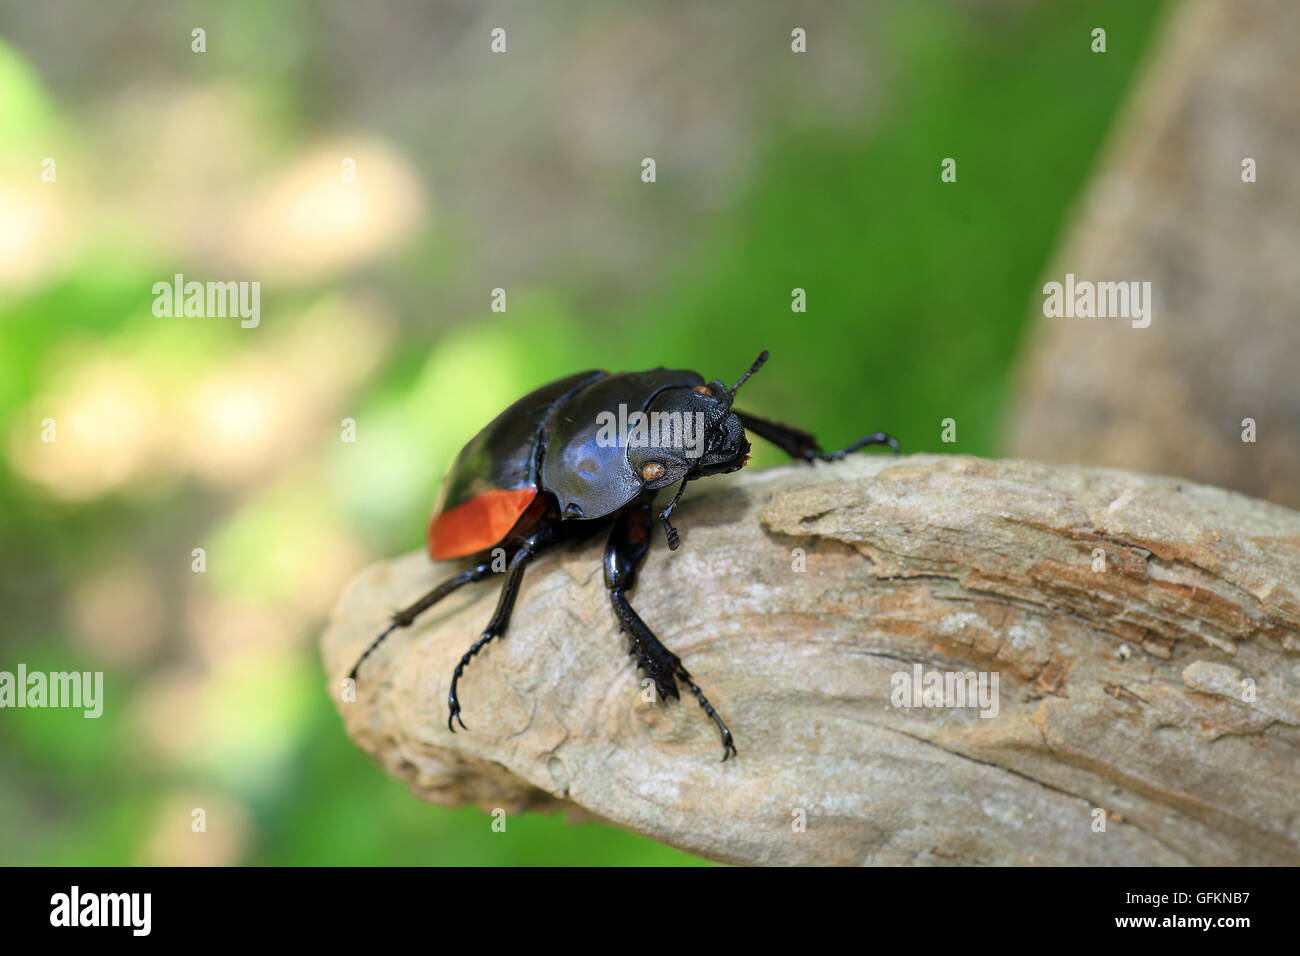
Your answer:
640,462 -> 665,481
693,386 -> 712,396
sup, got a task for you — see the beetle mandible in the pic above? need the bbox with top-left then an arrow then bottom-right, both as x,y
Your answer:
348,350 -> 899,760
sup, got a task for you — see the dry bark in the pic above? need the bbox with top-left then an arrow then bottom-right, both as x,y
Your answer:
321,455 -> 1300,865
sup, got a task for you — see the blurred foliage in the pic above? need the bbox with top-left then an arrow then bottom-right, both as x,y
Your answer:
0,0 -> 1165,865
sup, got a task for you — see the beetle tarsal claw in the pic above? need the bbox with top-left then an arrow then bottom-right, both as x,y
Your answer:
660,513 -> 681,550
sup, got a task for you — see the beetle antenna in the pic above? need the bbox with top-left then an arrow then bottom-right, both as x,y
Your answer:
730,349 -> 769,397
658,477 -> 691,550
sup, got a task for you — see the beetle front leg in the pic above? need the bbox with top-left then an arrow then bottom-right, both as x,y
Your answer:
735,409 -> 899,461
604,503 -> 737,760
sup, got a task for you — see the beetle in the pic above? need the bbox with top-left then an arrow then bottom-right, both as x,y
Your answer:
348,350 -> 898,759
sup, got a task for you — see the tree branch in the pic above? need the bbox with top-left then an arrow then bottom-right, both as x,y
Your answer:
321,455 -> 1300,865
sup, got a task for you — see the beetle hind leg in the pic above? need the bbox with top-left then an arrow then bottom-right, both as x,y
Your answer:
605,503 -> 737,760
348,559 -> 498,683
447,528 -> 559,733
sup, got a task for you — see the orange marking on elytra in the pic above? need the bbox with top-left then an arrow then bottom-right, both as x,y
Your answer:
428,487 -> 538,560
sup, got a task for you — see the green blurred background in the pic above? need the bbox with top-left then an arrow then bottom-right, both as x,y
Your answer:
0,0 -> 1167,864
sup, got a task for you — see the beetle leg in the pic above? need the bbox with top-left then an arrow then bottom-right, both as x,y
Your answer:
348,559 -> 499,683
605,503 -> 738,761
447,529 -> 558,733
735,409 -> 900,461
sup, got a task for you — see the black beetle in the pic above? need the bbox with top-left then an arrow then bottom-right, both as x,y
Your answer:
348,350 -> 898,759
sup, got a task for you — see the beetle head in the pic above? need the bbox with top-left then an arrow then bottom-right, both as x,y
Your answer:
629,350 -> 768,549
628,384 -> 749,489
693,395 -> 750,477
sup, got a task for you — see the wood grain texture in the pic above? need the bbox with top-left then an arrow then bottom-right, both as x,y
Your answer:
321,455 -> 1300,865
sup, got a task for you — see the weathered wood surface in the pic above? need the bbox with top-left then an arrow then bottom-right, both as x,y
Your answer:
322,455 -> 1300,865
